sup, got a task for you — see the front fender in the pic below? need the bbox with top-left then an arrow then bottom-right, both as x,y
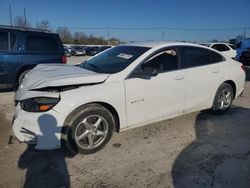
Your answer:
53,81 -> 127,130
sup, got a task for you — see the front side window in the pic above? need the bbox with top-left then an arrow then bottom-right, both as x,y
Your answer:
80,46 -> 150,73
26,35 -> 59,52
0,31 -> 17,51
140,49 -> 179,73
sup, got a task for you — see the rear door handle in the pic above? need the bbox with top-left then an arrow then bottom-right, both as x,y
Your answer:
174,76 -> 184,80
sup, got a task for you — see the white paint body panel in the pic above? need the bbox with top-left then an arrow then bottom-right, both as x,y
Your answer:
12,42 -> 246,150
125,70 -> 185,127
184,63 -> 223,112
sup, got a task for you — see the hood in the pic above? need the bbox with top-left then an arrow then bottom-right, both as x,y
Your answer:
15,64 -> 109,100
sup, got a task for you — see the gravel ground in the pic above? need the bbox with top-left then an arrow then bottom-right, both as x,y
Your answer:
0,64 -> 249,188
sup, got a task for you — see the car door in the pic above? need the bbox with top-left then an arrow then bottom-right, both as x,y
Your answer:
124,48 -> 186,127
179,46 -> 224,113
0,30 -> 19,87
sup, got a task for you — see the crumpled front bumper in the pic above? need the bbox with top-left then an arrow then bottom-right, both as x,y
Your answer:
12,103 -> 65,150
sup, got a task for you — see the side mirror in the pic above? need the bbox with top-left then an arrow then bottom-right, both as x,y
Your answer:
143,67 -> 159,76
133,66 -> 159,78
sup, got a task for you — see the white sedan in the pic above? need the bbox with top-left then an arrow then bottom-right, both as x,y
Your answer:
200,43 -> 237,58
13,42 -> 245,154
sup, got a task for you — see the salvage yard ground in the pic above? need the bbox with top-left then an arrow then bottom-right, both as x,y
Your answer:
0,58 -> 249,188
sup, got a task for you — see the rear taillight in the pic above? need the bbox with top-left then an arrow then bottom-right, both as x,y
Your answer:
62,55 -> 67,64
241,64 -> 246,72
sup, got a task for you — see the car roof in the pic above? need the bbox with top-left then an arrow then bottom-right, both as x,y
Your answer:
120,41 -> 207,48
200,42 -> 231,45
0,25 -> 52,34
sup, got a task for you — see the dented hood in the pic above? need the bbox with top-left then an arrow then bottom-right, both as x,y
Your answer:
15,64 -> 109,100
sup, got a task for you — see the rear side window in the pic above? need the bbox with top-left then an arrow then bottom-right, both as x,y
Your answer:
26,35 -> 58,52
180,46 -> 225,68
211,44 -> 230,52
181,47 -> 211,68
0,31 -> 17,51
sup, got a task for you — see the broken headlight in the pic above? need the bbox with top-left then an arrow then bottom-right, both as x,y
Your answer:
20,97 -> 60,112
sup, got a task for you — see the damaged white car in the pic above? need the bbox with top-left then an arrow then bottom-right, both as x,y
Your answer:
13,42 -> 246,154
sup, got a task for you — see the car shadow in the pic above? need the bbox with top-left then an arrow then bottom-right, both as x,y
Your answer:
18,114 -> 75,188
172,107 -> 250,187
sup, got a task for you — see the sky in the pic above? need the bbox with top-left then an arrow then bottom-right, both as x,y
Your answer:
0,0 -> 250,42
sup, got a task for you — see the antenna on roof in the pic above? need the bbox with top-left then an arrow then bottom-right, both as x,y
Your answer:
24,8 -> 27,28
9,4 -> 12,27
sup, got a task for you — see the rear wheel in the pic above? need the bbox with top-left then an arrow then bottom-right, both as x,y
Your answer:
63,104 -> 114,154
211,83 -> 234,115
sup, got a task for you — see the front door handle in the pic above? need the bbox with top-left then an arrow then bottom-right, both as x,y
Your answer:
174,76 -> 184,80
212,70 -> 220,73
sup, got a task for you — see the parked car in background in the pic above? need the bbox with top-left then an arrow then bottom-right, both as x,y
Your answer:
71,46 -> 86,56
13,42 -> 245,154
98,46 -> 111,53
85,46 -> 100,56
64,46 -> 71,57
236,38 -> 250,66
200,43 -> 236,58
0,25 -> 66,89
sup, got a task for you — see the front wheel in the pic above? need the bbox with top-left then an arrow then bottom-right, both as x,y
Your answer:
210,83 -> 234,115
63,104 -> 115,154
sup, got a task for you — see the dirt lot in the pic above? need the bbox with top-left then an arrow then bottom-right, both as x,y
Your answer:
0,64 -> 249,188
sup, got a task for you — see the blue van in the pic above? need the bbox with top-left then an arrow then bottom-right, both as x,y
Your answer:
236,38 -> 250,66
0,26 -> 66,89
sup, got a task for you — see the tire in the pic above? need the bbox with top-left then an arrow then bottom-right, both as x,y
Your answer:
210,83 -> 234,115
63,104 -> 115,154
17,69 -> 31,87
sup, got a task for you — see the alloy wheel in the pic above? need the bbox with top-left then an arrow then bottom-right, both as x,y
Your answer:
217,89 -> 232,110
74,115 -> 108,149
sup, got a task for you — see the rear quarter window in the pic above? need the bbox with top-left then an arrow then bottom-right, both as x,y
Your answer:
210,50 -> 225,63
26,35 -> 59,52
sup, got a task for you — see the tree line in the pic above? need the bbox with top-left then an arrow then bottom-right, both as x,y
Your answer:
13,16 -> 120,45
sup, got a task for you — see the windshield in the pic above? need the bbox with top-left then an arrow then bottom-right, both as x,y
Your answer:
80,45 -> 150,73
